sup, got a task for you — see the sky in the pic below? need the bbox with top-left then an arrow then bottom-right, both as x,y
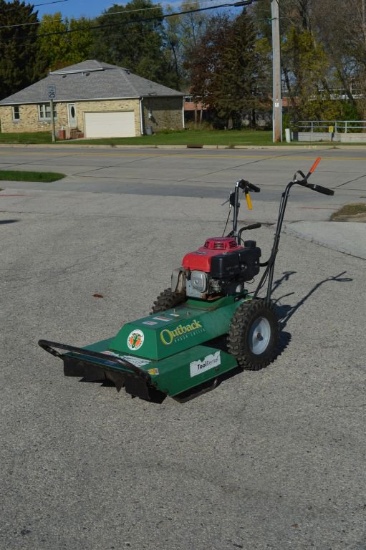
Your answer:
34,0 -> 118,19
14,0 -> 219,21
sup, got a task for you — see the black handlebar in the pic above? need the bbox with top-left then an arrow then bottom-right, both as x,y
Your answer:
304,183 -> 334,196
243,222 -> 262,230
248,182 -> 260,193
237,223 -> 261,241
237,179 -> 260,192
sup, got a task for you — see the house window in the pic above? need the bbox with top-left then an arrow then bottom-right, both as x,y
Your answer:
12,106 -> 20,120
38,103 -> 57,121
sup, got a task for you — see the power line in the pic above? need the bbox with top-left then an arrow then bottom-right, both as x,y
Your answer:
3,0 -> 69,12
34,0 -> 69,7
0,0 -> 238,27
0,0 -> 253,36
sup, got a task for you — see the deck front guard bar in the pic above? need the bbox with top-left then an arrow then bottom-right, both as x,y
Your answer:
38,339 -> 160,401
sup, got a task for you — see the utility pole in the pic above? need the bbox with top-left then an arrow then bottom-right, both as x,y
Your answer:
50,99 -> 56,143
271,0 -> 282,142
47,85 -> 57,142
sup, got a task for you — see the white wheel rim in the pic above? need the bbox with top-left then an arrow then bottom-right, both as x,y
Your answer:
249,317 -> 271,355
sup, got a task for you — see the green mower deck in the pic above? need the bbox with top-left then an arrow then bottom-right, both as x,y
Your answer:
39,295 -> 250,402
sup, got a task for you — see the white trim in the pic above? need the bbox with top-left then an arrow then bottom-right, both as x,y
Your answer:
38,103 -> 57,121
12,105 -> 20,121
67,103 -> 77,128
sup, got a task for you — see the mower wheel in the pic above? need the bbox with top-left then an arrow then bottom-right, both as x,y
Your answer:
228,299 -> 279,371
151,288 -> 186,314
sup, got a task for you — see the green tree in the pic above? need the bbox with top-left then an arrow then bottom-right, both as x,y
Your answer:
0,0 -> 41,99
37,13 -> 93,72
91,0 -> 169,84
163,0 -> 210,90
213,10 -> 270,127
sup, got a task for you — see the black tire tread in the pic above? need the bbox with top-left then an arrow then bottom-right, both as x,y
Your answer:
151,288 -> 186,314
228,299 -> 279,371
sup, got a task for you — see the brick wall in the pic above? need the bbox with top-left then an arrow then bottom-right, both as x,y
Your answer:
142,97 -> 183,133
0,97 -> 184,135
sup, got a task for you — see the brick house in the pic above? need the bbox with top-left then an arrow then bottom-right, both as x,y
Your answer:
0,60 -> 184,138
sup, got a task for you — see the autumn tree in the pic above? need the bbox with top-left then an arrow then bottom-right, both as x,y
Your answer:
312,0 -> 365,116
185,14 -> 230,114
0,0 -> 42,99
252,0 -> 360,123
214,10 -> 270,126
186,10 -> 268,127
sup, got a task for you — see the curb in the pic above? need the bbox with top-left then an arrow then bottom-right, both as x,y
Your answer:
1,143 -> 366,151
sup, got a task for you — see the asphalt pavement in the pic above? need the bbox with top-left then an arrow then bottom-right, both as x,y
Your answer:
0,146 -> 365,550
1,144 -> 365,259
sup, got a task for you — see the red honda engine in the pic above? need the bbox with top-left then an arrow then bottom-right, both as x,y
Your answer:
172,237 -> 261,299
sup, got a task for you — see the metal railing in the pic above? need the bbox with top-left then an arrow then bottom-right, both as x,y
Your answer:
298,120 -> 366,133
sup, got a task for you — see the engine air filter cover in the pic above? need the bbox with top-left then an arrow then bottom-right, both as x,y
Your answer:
182,237 -> 243,272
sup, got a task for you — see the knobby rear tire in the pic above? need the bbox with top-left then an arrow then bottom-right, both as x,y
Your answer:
150,288 -> 186,314
228,299 -> 279,371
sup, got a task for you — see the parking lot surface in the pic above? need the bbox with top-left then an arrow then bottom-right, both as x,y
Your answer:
0,146 -> 365,550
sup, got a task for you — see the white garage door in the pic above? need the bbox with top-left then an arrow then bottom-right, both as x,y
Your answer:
84,111 -> 135,138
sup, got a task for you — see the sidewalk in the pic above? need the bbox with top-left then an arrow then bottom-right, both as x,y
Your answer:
284,221 -> 366,260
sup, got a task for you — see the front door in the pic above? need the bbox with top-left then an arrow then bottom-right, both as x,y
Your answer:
67,104 -> 77,128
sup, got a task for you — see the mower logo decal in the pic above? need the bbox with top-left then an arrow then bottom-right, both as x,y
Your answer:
190,351 -> 221,377
127,329 -> 144,351
160,319 -> 204,346
148,368 -> 159,376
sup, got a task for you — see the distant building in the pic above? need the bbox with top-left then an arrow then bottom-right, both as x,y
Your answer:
0,60 -> 184,138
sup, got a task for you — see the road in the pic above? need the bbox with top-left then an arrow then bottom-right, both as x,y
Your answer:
0,144 -> 365,206
0,146 -> 365,550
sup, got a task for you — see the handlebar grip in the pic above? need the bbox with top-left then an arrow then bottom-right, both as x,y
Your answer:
244,222 -> 262,230
307,183 -> 334,196
248,183 -> 260,192
238,223 -> 261,240
237,180 -> 260,192
237,179 -> 249,189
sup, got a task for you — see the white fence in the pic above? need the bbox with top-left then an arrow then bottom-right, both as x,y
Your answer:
289,121 -> 366,143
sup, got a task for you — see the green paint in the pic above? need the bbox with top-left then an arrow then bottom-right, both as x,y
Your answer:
110,296 -> 247,360
81,340 -> 237,396
64,295 -> 253,397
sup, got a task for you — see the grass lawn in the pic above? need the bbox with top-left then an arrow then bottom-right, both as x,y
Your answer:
78,129 -> 276,147
0,170 -> 65,182
0,132 -> 53,144
0,128 -> 351,147
0,129 -> 279,147
331,203 -> 366,222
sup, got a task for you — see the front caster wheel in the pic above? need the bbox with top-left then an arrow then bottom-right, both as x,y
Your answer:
150,288 -> 186,314
228,299 -> 279,371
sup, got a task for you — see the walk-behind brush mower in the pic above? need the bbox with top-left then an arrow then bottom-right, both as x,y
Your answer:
39,158 -> 334,403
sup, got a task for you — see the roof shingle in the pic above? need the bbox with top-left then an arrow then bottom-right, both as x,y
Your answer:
0,60 -> 183,105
